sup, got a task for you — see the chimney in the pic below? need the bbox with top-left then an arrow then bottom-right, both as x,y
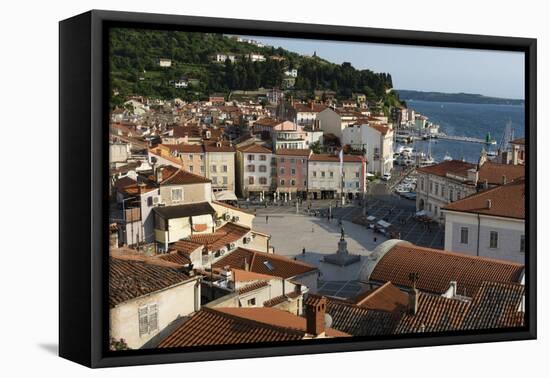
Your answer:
305,296 -> 327,336
309,101 -> 314,110
408,287 -> 419,315
244,257 -> 250,272
449,281 -> 458,297
487,199 -> 492,209
502,175 -> 507,185
156,167 -> 164,183
408,272 -> 419,315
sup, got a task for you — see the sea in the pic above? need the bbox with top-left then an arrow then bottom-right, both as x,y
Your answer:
400,100 -> 525,163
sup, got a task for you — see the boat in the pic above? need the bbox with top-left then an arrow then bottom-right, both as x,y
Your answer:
443,152 -> 452,161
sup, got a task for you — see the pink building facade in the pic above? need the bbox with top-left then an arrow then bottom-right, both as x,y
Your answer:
275,149 -> 312,199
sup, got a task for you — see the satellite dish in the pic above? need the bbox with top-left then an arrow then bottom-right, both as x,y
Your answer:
324,313 -> 333,329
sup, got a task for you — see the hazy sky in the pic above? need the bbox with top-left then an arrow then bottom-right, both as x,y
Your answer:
241,35 -> 525,99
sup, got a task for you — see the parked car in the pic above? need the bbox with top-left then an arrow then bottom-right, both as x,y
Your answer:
382,173 -> 392,181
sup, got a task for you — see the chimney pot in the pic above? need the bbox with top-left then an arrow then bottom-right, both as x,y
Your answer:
502,175 -> 507,185
487,199 -> 492,209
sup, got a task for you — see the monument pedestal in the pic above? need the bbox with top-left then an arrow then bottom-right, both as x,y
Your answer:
323,232 -> 361,267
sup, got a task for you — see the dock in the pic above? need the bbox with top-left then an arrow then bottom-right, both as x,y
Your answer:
435,134 -> 496,145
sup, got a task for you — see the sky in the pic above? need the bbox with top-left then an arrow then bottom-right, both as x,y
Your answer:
240,35 -> 525,99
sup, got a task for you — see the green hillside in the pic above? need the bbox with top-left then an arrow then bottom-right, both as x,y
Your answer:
109,28 -> 401,112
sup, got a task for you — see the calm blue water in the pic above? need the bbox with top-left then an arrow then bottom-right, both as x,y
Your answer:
402,100 -> 525,163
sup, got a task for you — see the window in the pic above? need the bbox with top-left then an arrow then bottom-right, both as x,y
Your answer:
259,165 -> 267,173
211,165 -> 217,173
189,165 -> 193,172
260,155 -> 267,161
449,189 -> 454,201
355,182 -> 359,188
138,304 -> 158,336
291,179 -> 296,186
329,171 -> 334,178
188,154 -> 193,160
247,298 -> 256,306
201,165 -> 205,173
171,188 -> 183,202
279,167 -> 285,174
290,158 -> 295,164
441,186 -> 446,198
280,179 -> 285,185
222,165 -> 228,173
313,171 -> 317,177
429,182 -> 433,193
248,176 -> 254,185
199,155 -> 204,161
355,171 -> 360,178
489,231 -> 498,249
460,227 -> 469,244
212,176 -> 218,185
259,177 -> 267,185
280,157 -> 285,163
321,171 -> 325,178
222,176 -> 228,185
263,260 -> 275,271
520,235 -> 525,253
247,154 -> 254,161
420,178 -> 424,191
247,165 -> 255,172
435,183 -> 439,195
291,168 -> 296,175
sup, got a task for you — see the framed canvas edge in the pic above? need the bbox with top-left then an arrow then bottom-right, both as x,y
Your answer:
59,9 -> 537,369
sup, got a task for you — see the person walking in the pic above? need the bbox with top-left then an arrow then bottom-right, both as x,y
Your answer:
265,215 -> 269,224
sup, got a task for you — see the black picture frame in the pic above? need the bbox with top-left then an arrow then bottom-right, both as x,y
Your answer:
59,9 -> 537,368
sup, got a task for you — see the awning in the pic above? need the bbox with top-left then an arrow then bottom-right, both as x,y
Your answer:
214,190 -> 238,201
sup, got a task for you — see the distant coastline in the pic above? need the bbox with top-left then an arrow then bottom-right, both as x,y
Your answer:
396,89 -> 524,106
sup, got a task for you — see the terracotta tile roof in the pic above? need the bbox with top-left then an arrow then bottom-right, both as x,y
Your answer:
109,256 -> 192,308
478,161 -> 525,186
163,143 -> 204,153
172,240 -> 204,255
238,144 -> 273,154
232,268 -> 275,282
203,140 -> 236,153
316,295 -> 397,336
216,307 -> 348,337
511,137 -> 525,145
309,153 -> 363,163
462,281 -> 525,329
114,176 -> 157,196
213,247 -> 318,279
158,307 -> 305,347
160,168 -> 211,185
354,282 -> 409,313
263,291 -> 302,307
369,124 -> 390,135
156,251 -> 192,266
443,178 -> 525,219
394,293 -> 470,333
236,280 -> 270,294
416,160 -> 476,178
294,103 -> 327,113
254,117 -> 284,127
276,148 -> 312,157
370,242 -> 524,297
186,222 -> 251,253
